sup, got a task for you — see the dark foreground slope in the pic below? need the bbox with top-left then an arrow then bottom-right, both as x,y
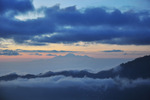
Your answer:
118,55 -> 150,79
96,55 -> 150,79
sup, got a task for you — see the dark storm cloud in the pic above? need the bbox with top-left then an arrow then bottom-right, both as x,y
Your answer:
44,6 -> 150,27
102,50 -> 124,52
0,4 -> 150,45
0,0 -> 34,15
36,27 -> 150,45
0,15 -> 55,43
0,49 -> 20,56
46,6 -> 138,26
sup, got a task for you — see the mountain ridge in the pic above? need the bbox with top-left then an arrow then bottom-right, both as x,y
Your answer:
0,55 -> 150,81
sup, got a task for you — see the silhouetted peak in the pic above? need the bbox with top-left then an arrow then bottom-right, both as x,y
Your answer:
53,53 -> 92,60
38,71 -> 54,77
65,53 -> 76,57
5,72 -> 18,77
0,72 -> 19,81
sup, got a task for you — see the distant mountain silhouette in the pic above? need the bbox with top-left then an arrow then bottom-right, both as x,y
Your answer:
0,55 -> 150,81
52,53 -> 93,61
0,53 -> 130,75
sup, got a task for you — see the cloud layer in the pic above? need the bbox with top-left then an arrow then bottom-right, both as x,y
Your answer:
0,49 -> 77,56
16,49 -> 76,53
0,1 -> 150,45
0,76 -> 150,100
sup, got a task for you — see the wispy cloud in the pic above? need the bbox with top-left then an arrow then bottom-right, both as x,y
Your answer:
46,54 -> 57,56
102,50 -> 124,52
29,53 -> 42,56
16,49 -> 76,53
0,49 -> 20,56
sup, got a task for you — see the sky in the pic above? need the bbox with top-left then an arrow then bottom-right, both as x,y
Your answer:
0,0 -> 150,62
